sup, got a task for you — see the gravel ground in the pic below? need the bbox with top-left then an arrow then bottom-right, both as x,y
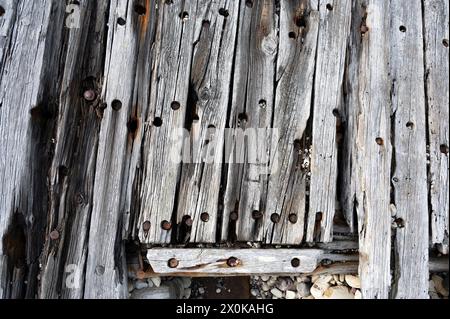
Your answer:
128,272 -> 449,299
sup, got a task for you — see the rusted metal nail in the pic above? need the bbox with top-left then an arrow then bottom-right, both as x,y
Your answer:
200,212 -> 210,222
230,211 -> 239,221
171,101 -> 181,110
49,230 -> 60,240
83,89 -> 96,102
291,258 -> 300,268
270,213 -> 280,223
184,216 -> 193,227
161,220 -> 172,230
227,256 -> 239,267
143,221 -> 151,232
252,210 -> 263,220
288,213 -> 298,224
168,258 -> 179,268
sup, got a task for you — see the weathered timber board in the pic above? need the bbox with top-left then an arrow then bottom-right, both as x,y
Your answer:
389,0 -> 429,299
424,0 -> 449,255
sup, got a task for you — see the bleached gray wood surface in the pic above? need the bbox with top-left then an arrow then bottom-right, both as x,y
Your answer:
0,0 -> 448,299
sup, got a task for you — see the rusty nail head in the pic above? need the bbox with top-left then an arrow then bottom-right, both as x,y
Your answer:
227,256 -> 239,267
291,258 -> 300,268
252,210 -> 262,220
168,258 -> 179,268
143,221 -> 151,232
161,220 -> 172,230
49,230 -> 60,240
230,211 -> 239,221
270,213 -> 280,223
288,213 -> 298,224
83,89 -> 96,101
200,212 -> 210,222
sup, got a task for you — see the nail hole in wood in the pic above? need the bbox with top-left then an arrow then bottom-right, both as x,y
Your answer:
259,99 -> 267,109
230,211 -> 239,221
117,17 -> 126,26
252,210 -> 263,220
245,0 -> 253,8
288,31 -> 297,39
134,4 -> 146,15
179,11 -> 189,20
443,39 -> 449,48
375,137 -> 384,145
332,109 -> 340,117
395,218 -> 405,228
168,258 -> 179,268
83,89 -> 96,102
161,220 -> 172,230
111,99 -> 122,111
171,101 -> 181,110
0,6 -> 5,17
399,25 -> 406,32
143,221 -> 151,232
392,176 -> 399,183
293,139 -> 302,150
202,20 -> 210,27
153,117 -> 163,127
271,213 -> 280,223
219,8 -> 229,17
227,257 -> 239,267
238,113 -> 248,122
95,265 -> 105,276
406,121 -> 414,130
440,144 -> 449,154
200,212 -> 210,222
288,213 -> 298,224
291,258 -> 300,268
326,3 -> 333,11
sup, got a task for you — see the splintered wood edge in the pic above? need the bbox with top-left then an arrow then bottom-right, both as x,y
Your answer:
140,249 -> 358,277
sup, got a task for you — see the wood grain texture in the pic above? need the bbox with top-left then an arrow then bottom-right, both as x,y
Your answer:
389,0 -> 429,299
264,0 -> 319,244
424,0 -> 449,255
221,0 -> 277,243
306,0 -> 352,243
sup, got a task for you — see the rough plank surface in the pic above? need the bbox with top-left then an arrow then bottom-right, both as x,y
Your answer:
389,0 -> 429,299
424,0 -> 449,255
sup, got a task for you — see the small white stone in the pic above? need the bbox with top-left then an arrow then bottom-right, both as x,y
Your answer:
296,282 -> 310,298
147,279 -> 154,288
310,281 -> 330,299
150,277 -> 162,287
333,275 -> 340,283
216,288 -> 222,294
318,275 -> 333,283
339,274 -> 345,282
311,275 -> 319,283
251,289 -> 259,297
261,275 -> 270,281
322,286 -> 354,299
345,275 -> 361,289
286,290 -> 296,299
198,287 -> 205,294
134,279 -> 148,290
432,275 -> 449,297
271,288 -> 283,299
354,290 -> 362,299
262,283 -> 270,292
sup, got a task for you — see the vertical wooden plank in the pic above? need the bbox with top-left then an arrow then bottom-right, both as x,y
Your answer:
84,0 -> 154,298
264,0 -> 319,244
138,0 -> 199,244
0,0 -> 65,299
39,0 -> 110,299
221,0 -> 277,242
175,0 -> 240,243
306,0 -> 352,243
424,0 -> 449,255
389,0 -> 429,299
351,0 -> 392,299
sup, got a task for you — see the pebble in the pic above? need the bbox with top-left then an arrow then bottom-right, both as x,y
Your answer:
251,289 -> 259,297
198,287 -> 205,294
322,286 -> 354,299
354,290 -> 362,299
184,288 -> 192,299
339,274 -> 345,282
276,278 -> 293,291
345,275 -> 361,289
262,283 -> 270,291
216,288 -> 222,294
135,279 -> 149,290
432,275 -> 449,297
270,288 -> 284,299
181,277 -> 192,289
310,280 -> 330,299
150,277 -> 162,288
295,282 -> 310,298
286,290 -> 296,299
261,275 -> 270,281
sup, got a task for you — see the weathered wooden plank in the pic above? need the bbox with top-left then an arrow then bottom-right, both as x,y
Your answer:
389,0 -> 429,299
306,0 -> 352,243
0,0 -> 66,299
221,0 -> 277,242
146,248 -> 358,276
84,0 -> 156,298
349,0 -> 392,299
264,0 -> 319,244
424,0 -> 449,255
138,0 -> 199,244
175,0 -> 240,243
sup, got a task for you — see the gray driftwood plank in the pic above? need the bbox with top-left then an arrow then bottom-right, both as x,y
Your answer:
424,0 -> 449,255
264,0 -> 319,244
347,0 -> 392,299
175,0 -> 240,243
306,0 -> 352,243
389,0 -> 429,299
221,0 -> 277,242
138,0 -> 199,244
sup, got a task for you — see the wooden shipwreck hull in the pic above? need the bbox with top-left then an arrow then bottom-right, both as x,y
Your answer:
0,0 -> 448,299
